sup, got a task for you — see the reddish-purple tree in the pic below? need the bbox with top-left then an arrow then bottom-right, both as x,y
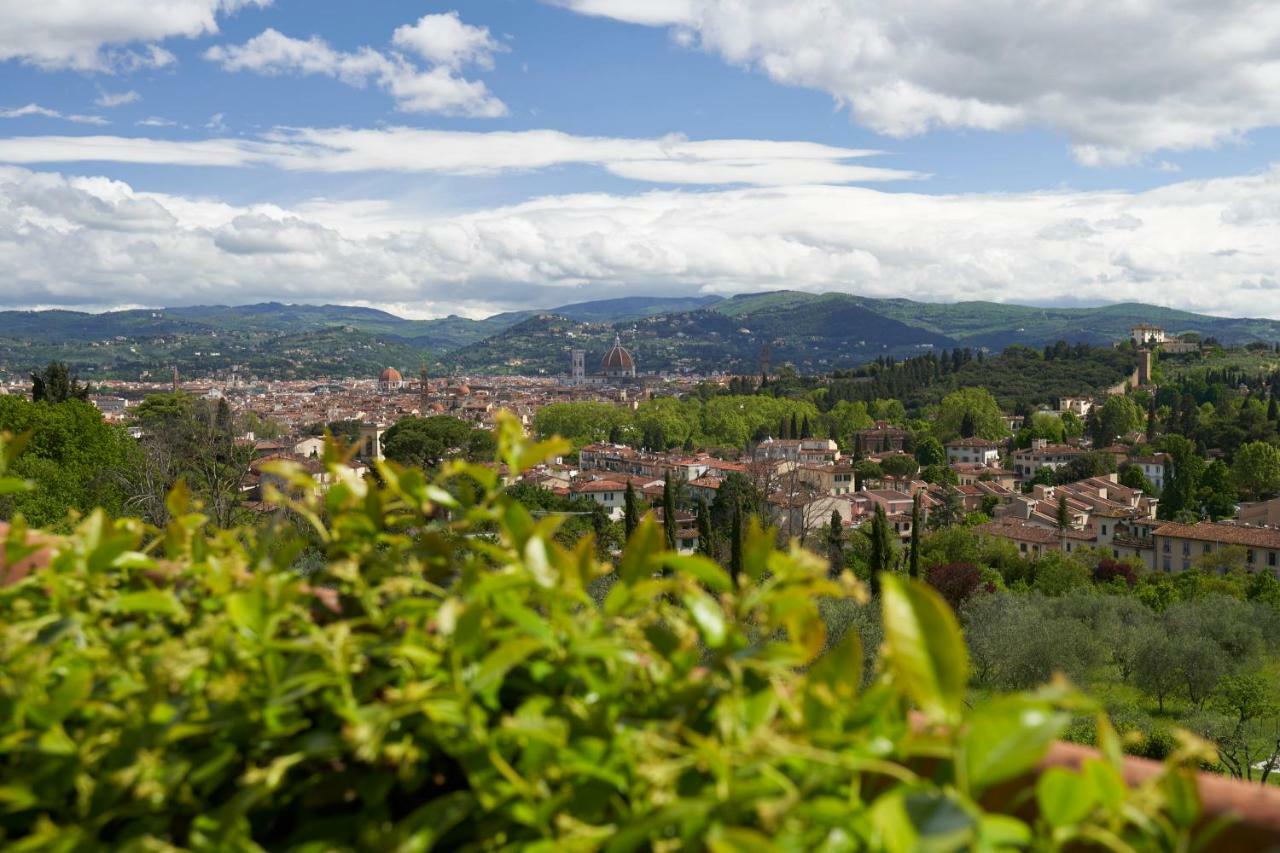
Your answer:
926,562 -> 985,611
1094,558 -> 1138,588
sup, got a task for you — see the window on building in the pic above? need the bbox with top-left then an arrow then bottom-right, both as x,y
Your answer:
1182,542 -> 1190,556
1162,557 -> 1171,572
1248,550 -> 1256,564
1101,524 -> 1108,535
1270,552 -> 1277,568
1162,540 -> 1170,553
1203,543 -> 1211,554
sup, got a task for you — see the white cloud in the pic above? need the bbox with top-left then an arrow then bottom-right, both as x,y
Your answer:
136,117 -> 178,127
0,127 -> 922,185
391,12 -> 504,70
205,23 -> 507,117
0,0 -> 270,72
5,163 -> 1280,318
550,0 -> 1280,164
96,91 -> 141,108
0,103 -> 109,126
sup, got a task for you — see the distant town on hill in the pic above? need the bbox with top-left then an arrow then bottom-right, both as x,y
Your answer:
4,290 -> 1280,381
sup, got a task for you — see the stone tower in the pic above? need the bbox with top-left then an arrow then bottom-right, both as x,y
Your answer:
571,348 -> 586,385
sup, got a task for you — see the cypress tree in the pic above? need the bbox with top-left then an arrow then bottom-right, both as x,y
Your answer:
623,481 -> 638,541
729,503 -> 743,583
1146,398 -> 1158,442
1056,492 -> 1070,531
867,503 -> 891,596
1269,396 -> 1279,422
662,473 -> 678,551
826,509 -> 843,576
790,412 -> 800,440
696,497 -> 714,557
909,493 -> 921,579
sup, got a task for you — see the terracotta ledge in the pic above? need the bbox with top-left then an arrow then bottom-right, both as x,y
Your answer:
0,521 -> 55,587
1038,739 -> 1280,848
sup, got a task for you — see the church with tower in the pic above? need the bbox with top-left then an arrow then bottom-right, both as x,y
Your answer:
569,334 -> 638,386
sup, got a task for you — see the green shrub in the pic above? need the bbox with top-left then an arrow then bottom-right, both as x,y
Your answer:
0,420 -> 1215,850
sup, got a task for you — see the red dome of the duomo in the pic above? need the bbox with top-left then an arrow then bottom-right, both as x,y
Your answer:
600,335 -> 635,374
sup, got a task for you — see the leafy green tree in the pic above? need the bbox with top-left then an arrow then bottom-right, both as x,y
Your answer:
1118,463 -> 1158,495
914,436 -> 946,467
1199,459 -> 1238,520
1159,435 -> 1206,520
383,416 -> 484,470
710,471 -> 763,531
0,396 -> 134,528
1232,441 -> 1280,501
1054,451 -> 1116,485
1134,633 -> 1181,713
934,388 -> 1007,442
126,392 -> 252,529
30,361 -> 89,404
1094,395 -> 1144,445
880,454 -> 919,480
1032,552 -> 1091,597
534,402 -> 633,447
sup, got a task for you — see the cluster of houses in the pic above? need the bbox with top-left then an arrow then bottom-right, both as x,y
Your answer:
513,416 -> 1280,578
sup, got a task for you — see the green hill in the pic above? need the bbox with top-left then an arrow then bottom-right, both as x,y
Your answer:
5,291 -> 1280,379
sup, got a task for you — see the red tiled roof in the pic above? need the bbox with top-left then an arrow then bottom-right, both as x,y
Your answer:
1152,521 -> 1280,549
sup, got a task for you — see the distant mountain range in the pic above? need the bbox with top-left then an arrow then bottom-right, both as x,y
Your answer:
2,292 -> 1278,380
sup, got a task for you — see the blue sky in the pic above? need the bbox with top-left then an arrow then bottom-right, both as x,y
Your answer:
2,0 -> 1280,317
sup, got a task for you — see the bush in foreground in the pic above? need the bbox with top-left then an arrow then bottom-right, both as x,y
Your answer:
0,418 -> 1214,850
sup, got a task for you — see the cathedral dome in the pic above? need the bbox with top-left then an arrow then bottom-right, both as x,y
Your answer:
378,367 -> 403,384
600,335 -> 635,374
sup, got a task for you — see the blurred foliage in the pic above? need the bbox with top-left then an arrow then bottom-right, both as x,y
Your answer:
0,421 -> 1216,850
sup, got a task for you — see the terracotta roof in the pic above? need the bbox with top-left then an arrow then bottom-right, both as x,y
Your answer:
573,480 -> 626,493
946,437 -> 1000,448
977,519 -> 1064,545
1152,521 -> 1280,549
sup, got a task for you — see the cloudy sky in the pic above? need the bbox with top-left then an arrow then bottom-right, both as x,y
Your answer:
3,1 -> 1280,318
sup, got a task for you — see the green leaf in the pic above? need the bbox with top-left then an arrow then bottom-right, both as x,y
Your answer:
806,627 -> 862,707
683,588 -> 727,649
879,574 -> 969,721
961,698 -> 1069,794
33,664 -> 92,725
869,791 -> 917,853
617,515 -> 662,585
1163,768 -> 1201,829
471,637 -> 544,694
975,814 -> 1031,849
1036,767 -> 1097,827
662,554 -> 732,593
0,475 -> 31,496
226,589 -> 268,637
112,590 -> 187,619
1082,757 -> 1126,817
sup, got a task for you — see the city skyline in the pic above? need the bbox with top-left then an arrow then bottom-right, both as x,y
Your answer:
3,1 -> 1280,318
